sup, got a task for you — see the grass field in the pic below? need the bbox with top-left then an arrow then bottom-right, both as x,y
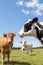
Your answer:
0,48 -> 43,65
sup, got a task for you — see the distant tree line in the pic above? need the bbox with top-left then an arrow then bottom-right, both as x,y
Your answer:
12,46 -> 43,49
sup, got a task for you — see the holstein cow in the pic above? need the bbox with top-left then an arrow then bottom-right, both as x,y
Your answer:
0,32 -> 16,65
20,41 -> 33,55
18,17 -> 43,44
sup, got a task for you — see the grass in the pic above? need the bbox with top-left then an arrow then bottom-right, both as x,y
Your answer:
0,48 -> 43,65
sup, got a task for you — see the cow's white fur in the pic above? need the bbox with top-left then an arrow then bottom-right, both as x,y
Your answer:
21,41 -> 33,55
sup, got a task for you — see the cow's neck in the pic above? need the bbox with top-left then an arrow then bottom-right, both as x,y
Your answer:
41,38 -> 43,44
35,26 -> 43,44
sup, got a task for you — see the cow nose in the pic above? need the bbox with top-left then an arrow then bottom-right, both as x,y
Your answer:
20,36 -> 23,38
18,33 -> 22,38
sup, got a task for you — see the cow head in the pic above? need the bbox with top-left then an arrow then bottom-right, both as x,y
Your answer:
18,17 -> 38,37
18,17 -> 43,44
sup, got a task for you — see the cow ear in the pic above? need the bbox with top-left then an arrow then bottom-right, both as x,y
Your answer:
32,17 -> 38,23
3,33 -> 7,37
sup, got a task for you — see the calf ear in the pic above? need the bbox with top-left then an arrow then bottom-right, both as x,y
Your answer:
3,33 -> 7,37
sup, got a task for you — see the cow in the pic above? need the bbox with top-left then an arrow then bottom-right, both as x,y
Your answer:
0,32 -> 16,65
18,17 -> 43,44
20,41 -> 33,55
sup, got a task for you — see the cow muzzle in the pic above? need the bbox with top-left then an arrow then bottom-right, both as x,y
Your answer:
18,33 -> 24,38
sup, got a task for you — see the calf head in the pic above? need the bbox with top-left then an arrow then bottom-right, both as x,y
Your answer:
3,32 -> 16,40
3,32 -> 16,46
20,41 -> 27,47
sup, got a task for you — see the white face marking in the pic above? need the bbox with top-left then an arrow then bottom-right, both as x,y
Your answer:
7,38 -> 11,43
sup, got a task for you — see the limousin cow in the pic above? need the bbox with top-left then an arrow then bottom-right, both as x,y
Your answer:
0,32 -> 16,65
21,41 -> 33,55
18,17 -> 43,44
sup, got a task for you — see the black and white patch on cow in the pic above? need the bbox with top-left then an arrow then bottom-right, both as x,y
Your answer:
18,17 -> 43,44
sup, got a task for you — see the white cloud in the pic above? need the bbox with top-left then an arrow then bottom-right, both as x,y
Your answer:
24,0 -> 39,8
21,10 -> 29,15
38,4 -> 43,10
16,0 -> 23,6
16,0 -> 43,16
33,10 -> 42,16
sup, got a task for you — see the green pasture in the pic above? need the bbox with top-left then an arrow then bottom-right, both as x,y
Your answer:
0,48 -> 43,65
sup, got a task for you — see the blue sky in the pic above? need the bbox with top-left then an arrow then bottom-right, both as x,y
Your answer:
0,0 -> 43,47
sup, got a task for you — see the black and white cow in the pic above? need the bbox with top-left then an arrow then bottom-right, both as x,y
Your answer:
18,17 -> 43,44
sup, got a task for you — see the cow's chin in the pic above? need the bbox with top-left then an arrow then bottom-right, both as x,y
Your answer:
20,35 -> 24,38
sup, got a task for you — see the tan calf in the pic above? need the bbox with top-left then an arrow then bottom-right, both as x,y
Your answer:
0,32 -> 16,65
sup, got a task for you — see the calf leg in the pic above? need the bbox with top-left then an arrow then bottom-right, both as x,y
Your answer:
1,48 -> 5,65
2,53 -> 5,65
29,50 -> 31,55
7,52 -> 10,64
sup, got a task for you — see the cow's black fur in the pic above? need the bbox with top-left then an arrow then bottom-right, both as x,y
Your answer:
24,21 -> 32,32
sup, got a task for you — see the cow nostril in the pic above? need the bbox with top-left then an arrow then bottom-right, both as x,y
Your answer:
20,36 -> 23,38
